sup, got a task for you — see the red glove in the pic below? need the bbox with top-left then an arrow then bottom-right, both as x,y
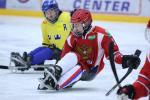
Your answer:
117,85 -> 135,99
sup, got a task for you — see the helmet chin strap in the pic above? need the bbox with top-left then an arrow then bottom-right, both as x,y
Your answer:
73,25 -> 92,37
72,21 -> 92,37
83,25 -> 92,36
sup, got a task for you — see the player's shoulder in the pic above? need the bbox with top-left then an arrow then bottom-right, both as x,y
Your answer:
42,19 -> 48,25
61,11 -> 70,16
59,11 -> 71,19
93,26 -> 107,35
92,26 -> 112,38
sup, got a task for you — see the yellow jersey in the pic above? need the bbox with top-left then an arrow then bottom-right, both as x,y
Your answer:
41,12 -> 71,50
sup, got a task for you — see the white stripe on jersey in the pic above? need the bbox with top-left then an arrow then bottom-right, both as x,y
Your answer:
114,51 -> 123,61
136,81 -> 150,95
139,74 -> 150,83
67,35 -> 72,48
94,33 -> 104,66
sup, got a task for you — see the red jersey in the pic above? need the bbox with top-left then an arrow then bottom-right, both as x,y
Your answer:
133,51 -> 150,99
61,26 -> 123,73
147,20 -> 150,28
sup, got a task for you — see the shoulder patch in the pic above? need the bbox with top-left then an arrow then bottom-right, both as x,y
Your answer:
88,35 -> 96,40
105,31 -> 112,37
43,20 -> 47,24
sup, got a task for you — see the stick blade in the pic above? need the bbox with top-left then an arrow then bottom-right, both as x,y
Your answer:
0,65 -> 9,69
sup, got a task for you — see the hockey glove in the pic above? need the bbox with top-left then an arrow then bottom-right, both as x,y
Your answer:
122,55 -> 141,69
42,43 -> 56,48
117,85 -> 135,100
51,48 -> 62,61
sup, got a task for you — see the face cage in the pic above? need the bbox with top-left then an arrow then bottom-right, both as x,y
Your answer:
44,8 -> 59,23
71,23 -> 85,37
145,28 -> 150,44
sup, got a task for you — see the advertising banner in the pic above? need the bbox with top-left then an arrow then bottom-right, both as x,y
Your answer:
58,0 -> 141,15
2,0 -> 150,17
6,0 -> 41,11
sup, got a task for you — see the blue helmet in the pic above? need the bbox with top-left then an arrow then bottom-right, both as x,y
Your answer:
42,0 -> 59,12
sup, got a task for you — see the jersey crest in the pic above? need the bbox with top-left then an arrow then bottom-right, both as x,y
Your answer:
77,44 -> 92,60
43,20 -> 47,24
47,34 -> 61,40
54,34 -> 61,40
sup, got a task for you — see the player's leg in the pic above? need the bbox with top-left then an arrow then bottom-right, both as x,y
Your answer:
10,46 -> 54,71
80,66 -> 98,81
38,52 -> 79,90
38,64 -> 83,90
10,52 -> 30,66
58,65 -> 99,89
57,65 -> 83,89
28,46 -> 53,65
57,52 -> 78,74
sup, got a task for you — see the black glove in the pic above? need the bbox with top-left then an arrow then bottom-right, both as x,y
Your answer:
51,48 -> 62,61
42,43 -> 62,61
122,55 -> 141,69
117,85 -> 135,99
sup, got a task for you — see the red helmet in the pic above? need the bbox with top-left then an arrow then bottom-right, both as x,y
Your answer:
71,9 -> 92,24
71,9 -> 92,37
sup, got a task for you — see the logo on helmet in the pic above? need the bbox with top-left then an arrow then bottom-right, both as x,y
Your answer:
42,0 -> 59,12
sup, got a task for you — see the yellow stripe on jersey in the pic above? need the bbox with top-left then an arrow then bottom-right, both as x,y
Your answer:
41,12 -> 71,50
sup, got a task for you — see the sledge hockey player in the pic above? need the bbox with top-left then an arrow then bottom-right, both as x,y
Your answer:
38,9 -> 141,90
10,0 -> 71,71
117,20 -> 150,100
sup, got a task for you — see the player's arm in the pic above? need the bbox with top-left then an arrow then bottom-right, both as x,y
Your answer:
61,35 -> 73,58
41,20 -> 51,47
132,56 -> 150,99
101,32 -> 123,64
41,20 -> 57,48
117,57 -> 150,99
101,31 -> 140,69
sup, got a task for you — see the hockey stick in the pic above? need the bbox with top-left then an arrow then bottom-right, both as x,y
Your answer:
106,49 -> 141,96
0,65 -> 9,69
108,42 -> 121,88
0,64 -> 53,70
0,65 -> 44,70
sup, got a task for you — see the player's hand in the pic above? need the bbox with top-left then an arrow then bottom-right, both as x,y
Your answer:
122,55 -> 141,69
117,85 -> 135,100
